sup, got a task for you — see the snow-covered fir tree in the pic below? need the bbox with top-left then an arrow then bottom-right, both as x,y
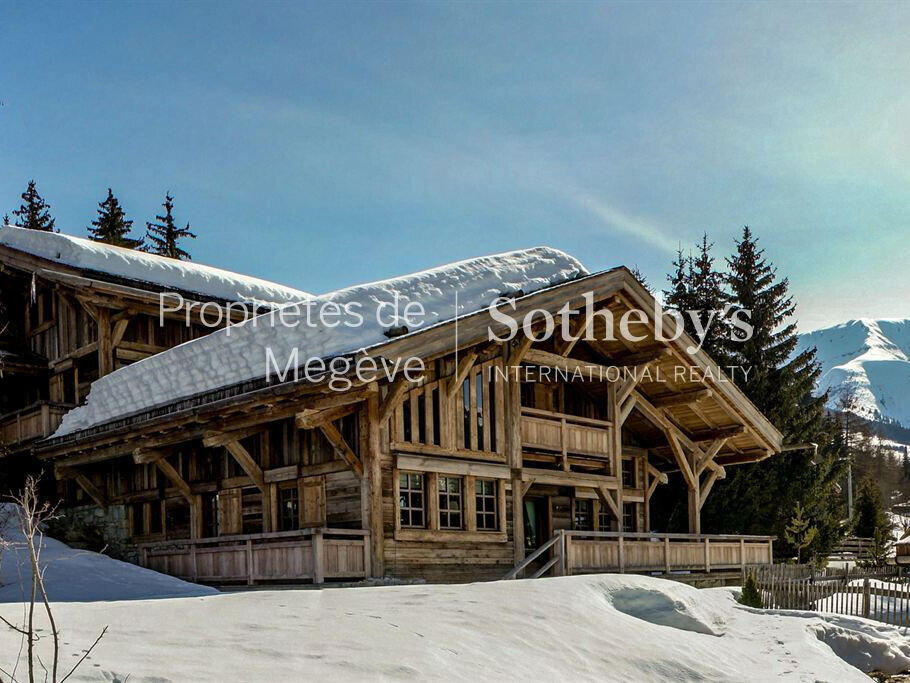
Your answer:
87,188 -> 144,249
11,180 -> 55,231
145,193 -> 196,260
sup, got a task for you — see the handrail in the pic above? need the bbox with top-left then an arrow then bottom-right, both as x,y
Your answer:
564,530 -> 775,542
502,531 -> 563,580
0,400 -> 74,423
137,527 -> 369,550
520,407 -> 613,428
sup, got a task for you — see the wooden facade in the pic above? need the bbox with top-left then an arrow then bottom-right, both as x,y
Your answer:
30,265 -> 784,585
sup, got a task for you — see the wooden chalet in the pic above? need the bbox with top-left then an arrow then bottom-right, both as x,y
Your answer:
0,225 -> 309,476
27,245 -> 783,586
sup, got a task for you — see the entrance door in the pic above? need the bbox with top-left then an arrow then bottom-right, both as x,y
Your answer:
523,497 -> 550,551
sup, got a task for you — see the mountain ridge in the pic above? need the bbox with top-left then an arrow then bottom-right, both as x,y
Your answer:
796,318 -> 910,426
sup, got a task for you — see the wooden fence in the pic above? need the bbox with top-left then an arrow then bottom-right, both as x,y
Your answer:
138,528 -> 370,585
749,564 -> 910,625
504,530 -> 774,579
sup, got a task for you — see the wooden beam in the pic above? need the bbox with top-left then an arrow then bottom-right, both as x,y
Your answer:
692,425 -> 746,442
155,458 -> 194,504
618,395 -> 637,427
699,470 -> 720,509
365,393 -> 384,577
510,334 -> 535,366
111,315 -> 133,348
447,348 -> 479,398
202,426 -> 265,449
651,388 -> 713,409
554,305 -> 596,357
521,478 -> 535,497
97,307 -> 113,377
74,473 -> 108,511
379,379 -> 410,424
318,421 -> 364,477
132,448 -> 174,465
224,440 -> 267,492
696,438 -> 727,476
647,463 -> 669,485
295,403 -> 358,430
666,430 -> 696,490
596,486 -> 620,520
523,349 -> 614,379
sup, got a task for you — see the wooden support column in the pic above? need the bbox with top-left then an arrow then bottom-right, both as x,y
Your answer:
609,380 -> 623,531
74,473 -> 108,511
687,448 -> 701,535
154,458 -> 194,505
504,341 -> 525,565
365,394 -> 385,577
224,440 -> 271,531
318,422 -> 364,476
97,307 -> 113,377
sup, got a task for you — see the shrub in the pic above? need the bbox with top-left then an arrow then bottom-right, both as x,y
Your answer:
739,572 -> 763,608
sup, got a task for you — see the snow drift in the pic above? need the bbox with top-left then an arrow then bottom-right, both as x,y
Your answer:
1,569 -> 908,681
0,224 -> 311,305
0,505 -> 216,602
53,246 -> 586,437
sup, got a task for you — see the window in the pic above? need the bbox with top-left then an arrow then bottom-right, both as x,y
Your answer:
279,486 -> 300,531
598,507 -> 617,532
623,503 -> 637,532
621,459 -> 636,488
438,476 -> 463,530
399,473 -> 426,528
475,479 -> 498,530
201,492 -> 220,537
130,502 -> 145,536
149,501 -> 163,534
573,499 -> 593,531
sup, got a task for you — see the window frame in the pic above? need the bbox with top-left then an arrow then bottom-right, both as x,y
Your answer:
438,475 -> 464,530
475,478 -> 499,531
398,471 -> 427,529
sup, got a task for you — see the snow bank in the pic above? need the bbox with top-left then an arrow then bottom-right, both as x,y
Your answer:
54,247 -> 586,436
1,573 -> 907,681
0,506 -> 216,602
0,224 -> 311,305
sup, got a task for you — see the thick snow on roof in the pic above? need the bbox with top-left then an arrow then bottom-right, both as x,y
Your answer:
0,224 -> 311,305
53,247 -> 586,437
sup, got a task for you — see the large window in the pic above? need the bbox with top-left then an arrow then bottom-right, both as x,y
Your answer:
598,506 -> 617,532
438,476 -> 463,530
399,472 -> 426,528
475,479 -> 498,531
573,499 -> 593,531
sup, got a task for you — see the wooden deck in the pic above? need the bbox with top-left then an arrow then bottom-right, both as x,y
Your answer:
138,528 -> 371,585
505,530 -> 774,579
0,401 -> 70,449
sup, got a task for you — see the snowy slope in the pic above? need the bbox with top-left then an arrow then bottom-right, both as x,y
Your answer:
0,506 -> 216,602
0,224 -> 311,305
1,573 -> 908,681
797,318 -> 910,425
53,247 -> 586,437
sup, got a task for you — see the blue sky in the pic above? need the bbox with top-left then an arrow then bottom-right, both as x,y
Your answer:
2,1 -> 909,331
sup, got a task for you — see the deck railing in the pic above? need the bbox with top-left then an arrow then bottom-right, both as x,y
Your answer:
520,408 -> 613,472
505,530 -> 774,580
0,401 -> 71,448
137,528 -> 371,585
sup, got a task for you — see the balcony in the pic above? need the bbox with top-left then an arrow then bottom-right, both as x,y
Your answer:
0,401 -> 71,451
137,528 -> 371,585
520,407 -> 614,475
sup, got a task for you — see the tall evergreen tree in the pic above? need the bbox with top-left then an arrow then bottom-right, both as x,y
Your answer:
145,193 -> 196,260
87,189 -> 144,249
664,246 -> 694,314
11,180 -> 55,231
853,476 -> 890,538
689,233 -> 730,362
700,227 -> 846,560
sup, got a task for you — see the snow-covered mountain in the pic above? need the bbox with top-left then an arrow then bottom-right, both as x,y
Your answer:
796,319 -> 910,426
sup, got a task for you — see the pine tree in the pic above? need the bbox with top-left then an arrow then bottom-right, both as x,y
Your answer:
700,227 -> 846,560
664,246 -> 694,314
689,233 -> 729,362
145,193 -> 196,260
739,572 -> 763,608
87,189 -> 144,249
783,501 -> 818,564
11,180 -> 55,231
853,476 -> 890,538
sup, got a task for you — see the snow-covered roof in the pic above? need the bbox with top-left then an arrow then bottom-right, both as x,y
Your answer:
52,247 -> 587,437
0,225 -> 311,305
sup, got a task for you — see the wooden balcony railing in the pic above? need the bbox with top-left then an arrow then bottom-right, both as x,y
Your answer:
137,528 -> 371,585
0,401 -> 71,449
520,407 -> 613,472
506,530 -> 774,579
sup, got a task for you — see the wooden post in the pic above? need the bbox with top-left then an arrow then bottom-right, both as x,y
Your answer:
97,307 -> 113,377
704,537 -> 711,573
609,382 -> 623,530
246,539 -> 254,586
313,528 -> 325,585
366,395 -> 385,577
618,534 -> 625,574
504,342 -> 525,565
862,578 -> 870,619
664,535 -> 671,574
740,538 -> 745,576
562,529 -> 571,576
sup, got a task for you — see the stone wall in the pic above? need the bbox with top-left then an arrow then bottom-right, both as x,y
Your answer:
53,504 -> 138,564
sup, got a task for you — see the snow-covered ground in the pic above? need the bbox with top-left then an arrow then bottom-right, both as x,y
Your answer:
3,510 -> 910,681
